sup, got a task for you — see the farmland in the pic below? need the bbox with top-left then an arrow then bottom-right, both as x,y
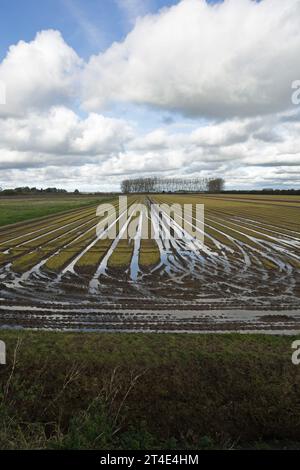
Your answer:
1,192 -> 300,450
0,194 -> 300,332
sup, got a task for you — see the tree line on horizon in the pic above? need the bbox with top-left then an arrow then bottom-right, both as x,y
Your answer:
121,177 -> 225,193
0,187 -> 79,196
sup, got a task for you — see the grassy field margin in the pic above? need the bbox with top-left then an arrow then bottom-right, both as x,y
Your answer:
0,330 -> 299,450
0,195 -> 116,227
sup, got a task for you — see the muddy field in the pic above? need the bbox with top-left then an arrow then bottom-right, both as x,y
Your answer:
0,194 -> 300,333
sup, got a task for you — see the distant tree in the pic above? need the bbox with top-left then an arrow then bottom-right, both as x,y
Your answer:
208,178 -> 225,193
0,187 -> 70,196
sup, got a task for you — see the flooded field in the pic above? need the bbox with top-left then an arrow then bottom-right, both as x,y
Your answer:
0,194 -> 300,333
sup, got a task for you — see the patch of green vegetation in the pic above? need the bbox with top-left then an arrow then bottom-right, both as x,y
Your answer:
139,240 -> 160,267
108,240 -> 134,267
76,239 -> 112,270
138,217 -> 160,267
11,249 -> 51,273
0,195 -> 114,227
0,331 -> 299,450
44,250 -> 78,272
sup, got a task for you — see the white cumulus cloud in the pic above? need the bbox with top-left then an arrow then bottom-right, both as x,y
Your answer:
0,30 -> 82,117
82,0 -> 300,118
0,106 -> 133,162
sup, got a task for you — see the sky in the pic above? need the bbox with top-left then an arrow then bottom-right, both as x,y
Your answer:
0,0 -> 300,191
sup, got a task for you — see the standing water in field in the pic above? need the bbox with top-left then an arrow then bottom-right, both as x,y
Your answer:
0,195 -> 300,332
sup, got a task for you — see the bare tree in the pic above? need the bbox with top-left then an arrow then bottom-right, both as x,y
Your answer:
121,177 -> 225,193
207,178 -> 225,193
